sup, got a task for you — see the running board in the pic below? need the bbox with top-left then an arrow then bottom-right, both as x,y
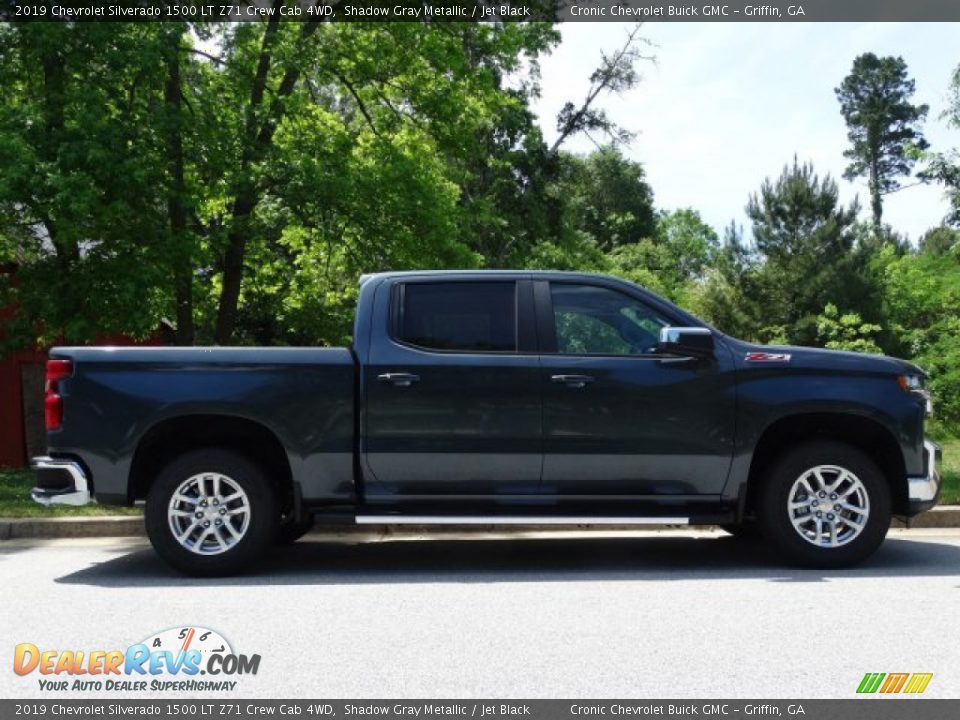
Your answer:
355,515 -> 690,525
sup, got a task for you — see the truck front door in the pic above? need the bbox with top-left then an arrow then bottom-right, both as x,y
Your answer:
537,280 -> 736,496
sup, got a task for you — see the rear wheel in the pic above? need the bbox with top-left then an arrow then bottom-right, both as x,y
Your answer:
757,441 -> 890,568
145,448 -> 277,576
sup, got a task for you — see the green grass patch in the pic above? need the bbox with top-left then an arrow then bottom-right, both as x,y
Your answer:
0,468 -> 141,517
939,437 -> 960,506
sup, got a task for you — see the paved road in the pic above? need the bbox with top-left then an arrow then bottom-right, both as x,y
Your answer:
2,529 -> 959,699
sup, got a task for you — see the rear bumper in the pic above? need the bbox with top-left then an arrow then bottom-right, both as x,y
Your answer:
906,440 -> 941,515
30,456 -> 92,506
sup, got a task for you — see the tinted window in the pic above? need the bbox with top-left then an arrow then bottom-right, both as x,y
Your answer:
551,284 -> 669,355
399,282 -> 517,352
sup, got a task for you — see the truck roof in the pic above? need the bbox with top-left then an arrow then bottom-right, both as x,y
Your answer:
359,269 -> 629,285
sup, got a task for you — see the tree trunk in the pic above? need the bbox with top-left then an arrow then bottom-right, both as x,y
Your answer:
213,3 -> 284,345
164,29 -> 194,345
869,156 -> 883,235
40,42 -> 78,269
214,8 -> 324,344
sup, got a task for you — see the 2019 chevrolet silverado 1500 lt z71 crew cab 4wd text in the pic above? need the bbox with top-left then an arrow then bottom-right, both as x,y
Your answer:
31,271 -> 941,575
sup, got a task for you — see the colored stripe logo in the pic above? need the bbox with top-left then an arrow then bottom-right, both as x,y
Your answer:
857,672 -> 933,694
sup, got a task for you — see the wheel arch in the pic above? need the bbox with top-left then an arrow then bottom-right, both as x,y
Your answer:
744,412 -> 908,516
129,413 -> 295,513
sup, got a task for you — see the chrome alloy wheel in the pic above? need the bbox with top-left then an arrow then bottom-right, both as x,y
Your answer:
167,473 -> 251,555
787,465 -> 870,548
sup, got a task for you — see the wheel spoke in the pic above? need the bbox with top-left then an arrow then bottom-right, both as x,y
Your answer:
787,465 -> 869,549
213,526 -> 228,551
177,520 -> 201,543
224,520 -> 243,541
812,470 -> 826,492
168,472 -> 250,556
839,502 -> 867,516
825,471 -> 846,493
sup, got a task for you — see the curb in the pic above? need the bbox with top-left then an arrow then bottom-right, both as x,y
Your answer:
2,507 -> 960,540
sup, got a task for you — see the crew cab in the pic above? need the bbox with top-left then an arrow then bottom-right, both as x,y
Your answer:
31,271 -> 941,574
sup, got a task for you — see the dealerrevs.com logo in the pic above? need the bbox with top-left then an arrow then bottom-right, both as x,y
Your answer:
13,626 -> 260,693
856,672 -> 934,694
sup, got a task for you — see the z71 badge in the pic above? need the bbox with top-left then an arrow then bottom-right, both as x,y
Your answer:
745,352 -> 792,362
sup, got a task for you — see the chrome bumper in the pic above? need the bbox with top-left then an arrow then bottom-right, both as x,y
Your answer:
30,456 -> 92,506
907,440 -> 941,505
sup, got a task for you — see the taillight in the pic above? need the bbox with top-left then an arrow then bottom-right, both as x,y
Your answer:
44,359 -> 73,431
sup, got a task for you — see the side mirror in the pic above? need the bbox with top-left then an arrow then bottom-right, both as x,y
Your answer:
658,326 -> 714,358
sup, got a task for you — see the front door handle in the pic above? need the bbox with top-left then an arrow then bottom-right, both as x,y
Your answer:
377,372 -> 420,388
551,374 -> 595,389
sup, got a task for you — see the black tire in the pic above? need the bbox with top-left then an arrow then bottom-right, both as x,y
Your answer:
276,515 -> 315,544
145,448 -> 278,576
720,520 -> 763,540
757,441 -> 891,568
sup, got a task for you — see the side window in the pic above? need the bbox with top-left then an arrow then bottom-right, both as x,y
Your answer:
550,283 -> 670,355
398,282 -> 517,352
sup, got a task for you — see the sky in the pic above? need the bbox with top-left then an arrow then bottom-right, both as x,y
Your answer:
531,22 -> 959,244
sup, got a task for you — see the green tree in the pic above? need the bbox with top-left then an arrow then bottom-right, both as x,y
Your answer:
557,146 -> 656,252
836,53 -> 929,233
880,247 -> 960,435
745,158 -> 864,344
922,63 -> 960,228
920,226 -> 960,256
0,19 -> 564,348
815,303 -> 882,354
0,23 -> 177,347
607,208 -> 717,302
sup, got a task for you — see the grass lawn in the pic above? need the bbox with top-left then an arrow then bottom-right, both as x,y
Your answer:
939,437 -> 960,506
1,440 -> 958,517
0,467 -> 141,517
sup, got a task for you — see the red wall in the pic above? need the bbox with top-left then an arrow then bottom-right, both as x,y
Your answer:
0,346 -> 47,467
0,330 -> 166,468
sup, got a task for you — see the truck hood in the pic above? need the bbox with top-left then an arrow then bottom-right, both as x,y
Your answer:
727,338 -> 926,377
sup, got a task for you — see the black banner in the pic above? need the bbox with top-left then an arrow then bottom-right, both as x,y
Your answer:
2,700 -> 960,720
3,0 -> 960,23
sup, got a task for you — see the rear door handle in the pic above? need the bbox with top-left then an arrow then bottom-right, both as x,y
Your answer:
377,372 -> 420,388
551,374 -> 595,389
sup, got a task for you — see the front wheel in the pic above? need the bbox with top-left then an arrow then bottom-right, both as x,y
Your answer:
145,448 -> 278,576
757,441 -> 891,568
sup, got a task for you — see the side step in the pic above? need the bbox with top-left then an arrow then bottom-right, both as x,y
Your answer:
355,515 -> 690,525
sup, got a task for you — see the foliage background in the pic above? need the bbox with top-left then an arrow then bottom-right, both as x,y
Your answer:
1,17 -> 959,441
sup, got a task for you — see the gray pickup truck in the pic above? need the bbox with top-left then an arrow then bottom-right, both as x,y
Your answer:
32,271 -> 940,575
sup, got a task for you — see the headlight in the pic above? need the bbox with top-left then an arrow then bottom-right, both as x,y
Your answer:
898,374 -> 923,392
898,374 -> 932,416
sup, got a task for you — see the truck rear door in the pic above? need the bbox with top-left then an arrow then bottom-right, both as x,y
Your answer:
361,277 -> 542,498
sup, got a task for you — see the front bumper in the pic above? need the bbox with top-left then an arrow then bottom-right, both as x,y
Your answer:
30,456 -> 92,506
906,440 -> 941,515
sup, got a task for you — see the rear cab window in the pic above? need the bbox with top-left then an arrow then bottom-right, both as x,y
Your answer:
395,281 -> 517,352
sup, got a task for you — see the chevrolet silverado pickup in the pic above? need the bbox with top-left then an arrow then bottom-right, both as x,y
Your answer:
31,271 -> 941,574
